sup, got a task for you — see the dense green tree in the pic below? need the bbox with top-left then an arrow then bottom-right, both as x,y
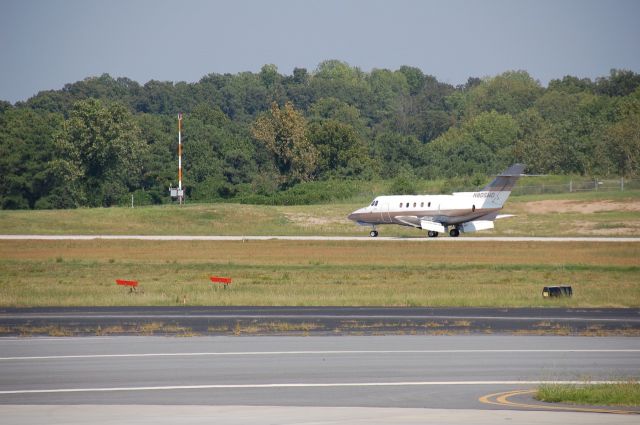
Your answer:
371,132 -> 426,178
52,99 -> 147,207
601,90 -> 640,176
425,111 -> 519,177
221,72 -> 269,120
282,68 -> 313,111
308,119 -> 371,178
309,60 -> 371,110
398,66 -> 425,96
394,75 -> 455,142
252,102 -> 318,186
0,108 -> 63,208
513,109 -> 563,174
458,71 -> 543,119
135,113 -> 176,204
3,63 -> 640,209
366,68 -> 409,122
548,75 -> 595,94
603,113 -> 640,177
308,97 -> 369,136
596,69 -> 640,97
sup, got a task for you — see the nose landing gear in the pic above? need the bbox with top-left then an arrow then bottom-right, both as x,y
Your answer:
369,229 -> 379,237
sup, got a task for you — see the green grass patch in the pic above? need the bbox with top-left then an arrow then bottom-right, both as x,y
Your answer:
0,189 -> 639,237
1,240 -> 638,308
536,382 -> 640,407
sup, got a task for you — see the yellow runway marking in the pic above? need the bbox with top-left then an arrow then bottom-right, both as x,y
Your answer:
479,389 -> 639,415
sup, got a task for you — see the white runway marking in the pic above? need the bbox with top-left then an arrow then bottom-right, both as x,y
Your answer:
1,349 -> 638,361
0,380 -> 626,395
1,235 -> 639,242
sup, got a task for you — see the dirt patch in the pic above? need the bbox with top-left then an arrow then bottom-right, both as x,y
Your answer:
526,200 -> 640,214
570,220 -> 640,236
284,213 -> 342,227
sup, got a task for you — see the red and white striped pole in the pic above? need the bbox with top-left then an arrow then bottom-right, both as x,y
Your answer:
178,112 -> 183,204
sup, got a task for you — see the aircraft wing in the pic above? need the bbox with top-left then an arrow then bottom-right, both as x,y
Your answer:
395,216 -> 422,228
476,212 -> 515,221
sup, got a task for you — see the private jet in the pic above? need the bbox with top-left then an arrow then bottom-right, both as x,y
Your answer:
348,164 -> 525,237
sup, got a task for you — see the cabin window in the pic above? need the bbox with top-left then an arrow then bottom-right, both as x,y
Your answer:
413,202 -> 416,207
406,202 -> 409,208
399,203 -> 403,208
428,202 -> 431,207
420,202 -> 424,207
472,204 -> 476,212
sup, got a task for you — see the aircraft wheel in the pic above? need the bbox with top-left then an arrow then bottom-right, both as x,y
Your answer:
370,230 -> 379,237
449,228 -> 460,237
427,231 -> 438,238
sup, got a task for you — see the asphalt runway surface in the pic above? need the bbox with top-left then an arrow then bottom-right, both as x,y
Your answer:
2,307 -> 639,336
1,335 -> 639,424
2,234 -> 640,242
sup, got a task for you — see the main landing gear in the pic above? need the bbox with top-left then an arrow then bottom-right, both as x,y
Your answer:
426,227 -> 460,238
369,229 -> 379,237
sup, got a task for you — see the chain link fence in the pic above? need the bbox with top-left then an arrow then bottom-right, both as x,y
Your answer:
511,178 -> 640,196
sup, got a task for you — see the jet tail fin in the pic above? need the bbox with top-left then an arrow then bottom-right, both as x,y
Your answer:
481,164 -> 526,192
472,164 -> 525,209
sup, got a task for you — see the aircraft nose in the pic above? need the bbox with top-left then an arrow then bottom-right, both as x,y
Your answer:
348,208 -> 365,222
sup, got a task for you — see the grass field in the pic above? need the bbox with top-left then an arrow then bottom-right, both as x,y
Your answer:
1,190 -> 639,308
536,382 -> 640,407
0,190 -> 638,237
1,240 -> 638,308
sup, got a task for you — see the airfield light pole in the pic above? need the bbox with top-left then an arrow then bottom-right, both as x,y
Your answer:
178,112 -> 183,205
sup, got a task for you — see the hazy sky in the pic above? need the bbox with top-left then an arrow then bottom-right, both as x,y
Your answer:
1,0 -> 639,103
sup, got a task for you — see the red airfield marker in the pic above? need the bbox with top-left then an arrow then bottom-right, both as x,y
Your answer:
210,276 -> 232,285
116,279 -> 139,292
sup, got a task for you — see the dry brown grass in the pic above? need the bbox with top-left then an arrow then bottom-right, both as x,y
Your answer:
1,240 -> 638,267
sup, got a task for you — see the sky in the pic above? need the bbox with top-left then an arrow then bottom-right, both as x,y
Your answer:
1,0 -> 639,103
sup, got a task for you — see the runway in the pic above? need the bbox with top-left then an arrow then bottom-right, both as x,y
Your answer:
2,307 -> 638,336
2,234 -> 640,242
0,335 -> 638,424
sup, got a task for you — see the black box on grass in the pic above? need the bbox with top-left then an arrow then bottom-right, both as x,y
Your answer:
542,286 -> 573,297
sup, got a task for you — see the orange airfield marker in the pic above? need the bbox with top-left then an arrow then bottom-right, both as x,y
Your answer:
116,279 -> 139,292
210,276 -> 232,286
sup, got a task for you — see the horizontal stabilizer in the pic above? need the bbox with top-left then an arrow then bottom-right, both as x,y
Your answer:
495,214 -> 515,220
461,220 -> 494,233
420,220 -> 445,233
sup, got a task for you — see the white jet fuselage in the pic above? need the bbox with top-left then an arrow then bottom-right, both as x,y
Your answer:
347,191 -> 507,228
347,164 -> 525,237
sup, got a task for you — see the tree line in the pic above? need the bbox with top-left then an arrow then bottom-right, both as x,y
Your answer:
1,61 -> 639,209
